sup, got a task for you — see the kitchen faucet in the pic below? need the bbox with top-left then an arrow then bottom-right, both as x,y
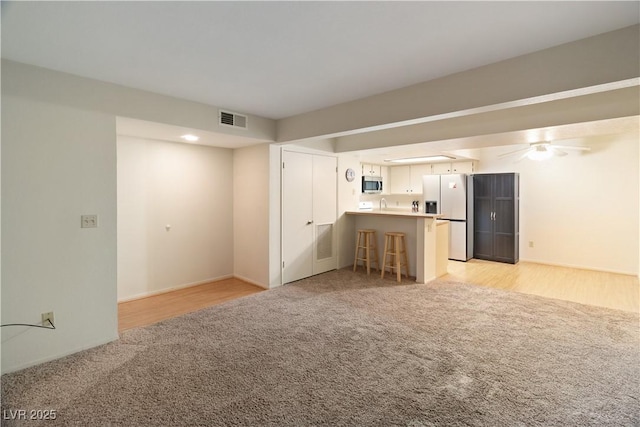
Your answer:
380,198 -> 387,210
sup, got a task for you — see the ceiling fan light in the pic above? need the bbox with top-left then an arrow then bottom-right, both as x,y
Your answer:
527,146 -> 553,161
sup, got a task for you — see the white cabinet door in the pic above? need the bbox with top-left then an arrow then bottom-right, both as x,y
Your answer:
390,166 -> 411,194
452,161 -> 474,174
361,163 -> 381,176
380,166 -> 389,195
410,164 -> 432,193
283,151 -> 337,284
432,163 -> 452,175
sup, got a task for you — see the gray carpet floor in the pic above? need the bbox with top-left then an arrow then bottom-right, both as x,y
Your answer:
2,269 -> 639,426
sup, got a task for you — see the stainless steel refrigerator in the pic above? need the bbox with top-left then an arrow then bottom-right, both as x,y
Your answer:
423,174 -> 473,261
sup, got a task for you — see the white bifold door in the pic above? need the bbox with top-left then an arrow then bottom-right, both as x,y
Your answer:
282,151 -> 337,284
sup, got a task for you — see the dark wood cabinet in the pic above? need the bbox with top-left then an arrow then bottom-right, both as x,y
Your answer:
473,173 -> 519,264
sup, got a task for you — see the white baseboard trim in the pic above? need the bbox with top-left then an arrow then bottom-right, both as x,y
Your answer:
519,258 -> 637,277
233,274 -> 269,289
118,275 -> 234,303
1,334 -> 119,375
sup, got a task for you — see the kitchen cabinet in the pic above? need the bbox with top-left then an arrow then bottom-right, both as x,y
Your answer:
380,165 -> 389,195
361,163 -> 381,177
432,163 -> 452,174
389,166 -> 411,194
432,161 -> 475,175
473,173 -> 519,264
389,164 -> 432,194
410,164 -> 432,192
452,161 -> 474,174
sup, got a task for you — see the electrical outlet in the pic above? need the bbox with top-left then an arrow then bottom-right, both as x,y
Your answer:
81,214 -> 98,228
529,241 -> 534,248
42,311 -> 54,327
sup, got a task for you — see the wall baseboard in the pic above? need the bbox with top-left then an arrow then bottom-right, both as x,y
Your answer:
233,274 -> 269,289
1,334 -> 119,375
519,258 -> 638,277
117,275 -> 234,303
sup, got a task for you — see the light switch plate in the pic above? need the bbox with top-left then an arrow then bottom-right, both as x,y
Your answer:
81,214 -> 98,228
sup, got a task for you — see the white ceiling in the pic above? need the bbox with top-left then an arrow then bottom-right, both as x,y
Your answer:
2,1 -> 638,121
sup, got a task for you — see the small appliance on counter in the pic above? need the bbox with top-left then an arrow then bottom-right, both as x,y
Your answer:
358,201 -> 374,211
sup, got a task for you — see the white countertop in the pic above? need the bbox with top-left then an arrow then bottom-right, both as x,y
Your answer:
346,209 -> 443,219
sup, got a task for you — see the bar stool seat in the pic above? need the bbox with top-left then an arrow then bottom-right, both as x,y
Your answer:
381,232 -> 410,283
353,229 -> 380,275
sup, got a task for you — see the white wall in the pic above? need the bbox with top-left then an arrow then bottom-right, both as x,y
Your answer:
472,134 -> 639,275
268,145 -> 283,288
1,95 -> 118,373
233,144 -> 270,288
337,154 -> 362,269
117,136 -> 234,301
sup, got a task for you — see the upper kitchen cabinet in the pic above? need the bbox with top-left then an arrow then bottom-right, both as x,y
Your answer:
380,165 -> 389,195
432,161 -> 475,175
361,163 -> 381,177
389,164 -> 432,194
452,161 -> 475,174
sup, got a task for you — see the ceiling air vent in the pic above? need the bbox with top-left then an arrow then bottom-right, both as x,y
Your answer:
219,110 -> 248,129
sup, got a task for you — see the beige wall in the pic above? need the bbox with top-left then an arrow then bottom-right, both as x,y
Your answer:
2,94 -> 118,373
471,134 -> 639,275
117,136 -> 234,301
337,154 -> 362,268
233,144 -> 271,288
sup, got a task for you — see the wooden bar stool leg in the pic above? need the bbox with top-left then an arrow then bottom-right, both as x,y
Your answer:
365,232 -> 371,275
402,234 -> 410,279
353,231 -> 362,272
371,231 -> 379,272
381,234 -> 389,279
395,235 -> 402,283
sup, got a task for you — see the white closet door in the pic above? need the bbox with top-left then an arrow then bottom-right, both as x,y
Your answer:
282,151 -> 314,283
312,154 -> 337,275
282,151 -> 337,284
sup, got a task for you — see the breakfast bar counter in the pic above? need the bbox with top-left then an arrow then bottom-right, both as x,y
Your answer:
346,209 -> 448,283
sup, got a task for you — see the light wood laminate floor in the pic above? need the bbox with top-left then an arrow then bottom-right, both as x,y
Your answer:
444,259 -> 639,313
118,278 -> 264,332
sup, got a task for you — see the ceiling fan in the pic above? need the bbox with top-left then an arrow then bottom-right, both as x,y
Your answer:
498,142 -> 591,162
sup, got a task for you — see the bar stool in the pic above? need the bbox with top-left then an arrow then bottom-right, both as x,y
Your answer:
381,232 -> 410,283
353,229 -> 380,275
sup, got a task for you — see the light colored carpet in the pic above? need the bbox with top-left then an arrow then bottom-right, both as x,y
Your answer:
2,269 -> 639,426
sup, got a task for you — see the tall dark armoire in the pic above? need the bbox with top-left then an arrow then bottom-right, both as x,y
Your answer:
473,173 -> 519,264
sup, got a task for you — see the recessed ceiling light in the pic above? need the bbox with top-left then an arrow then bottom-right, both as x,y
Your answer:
384,155 -> 455,163
181,134 -> 199,142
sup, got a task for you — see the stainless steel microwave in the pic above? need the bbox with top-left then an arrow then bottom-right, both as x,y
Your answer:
362,176 -> 383,194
